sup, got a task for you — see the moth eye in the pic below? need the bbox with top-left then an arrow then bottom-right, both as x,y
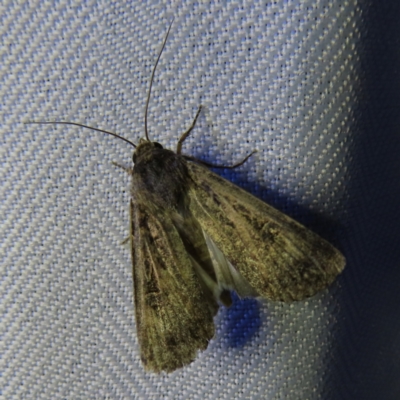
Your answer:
132,153 -> 137,163
153,142 -> 163,149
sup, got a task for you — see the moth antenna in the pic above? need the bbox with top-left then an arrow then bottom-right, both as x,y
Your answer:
144,18 -> 174,142
24,121 -> 136,148
26,22 -> 175,148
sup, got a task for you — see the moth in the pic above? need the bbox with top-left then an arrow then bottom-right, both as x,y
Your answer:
28,22 -> 345,373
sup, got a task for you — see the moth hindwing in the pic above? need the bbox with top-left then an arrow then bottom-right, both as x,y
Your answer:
27,21 -> 345,373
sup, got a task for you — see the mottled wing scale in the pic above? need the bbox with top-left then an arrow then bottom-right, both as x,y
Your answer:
187,162 -> 345,302
130,199 -> 215,372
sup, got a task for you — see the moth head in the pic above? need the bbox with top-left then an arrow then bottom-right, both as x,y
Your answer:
132,138 -> 164,164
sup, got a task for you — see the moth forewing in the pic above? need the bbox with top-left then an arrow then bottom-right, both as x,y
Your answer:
129,195 -> 216,373
187,162 -> 345,302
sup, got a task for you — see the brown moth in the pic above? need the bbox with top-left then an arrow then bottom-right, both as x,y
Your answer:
27,22 -> 345,373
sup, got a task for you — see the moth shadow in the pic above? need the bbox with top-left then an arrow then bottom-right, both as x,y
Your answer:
224,292 -> 261,348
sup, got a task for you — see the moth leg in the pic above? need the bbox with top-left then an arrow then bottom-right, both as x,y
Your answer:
112,161 -> 133,175
176,105 -> 202,154
183,150 -> 257,169
121,237 -> 130,245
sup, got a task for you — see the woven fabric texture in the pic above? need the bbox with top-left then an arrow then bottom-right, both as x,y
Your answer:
2,1 -> 400,399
